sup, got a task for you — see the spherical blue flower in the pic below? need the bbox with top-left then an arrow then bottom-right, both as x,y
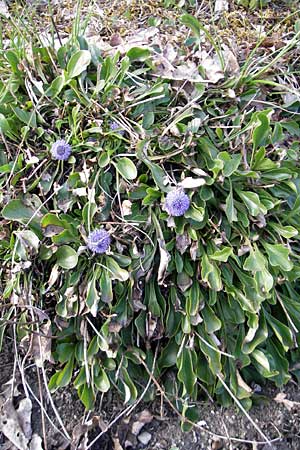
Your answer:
87,229 -> 111,254
109,121 -> 125,136
165,190 -> 190,217
50,140 -> 72,161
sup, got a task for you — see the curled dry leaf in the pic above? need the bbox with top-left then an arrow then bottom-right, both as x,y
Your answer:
29,319 -> 52,367
17,398 -> 32,440
0,399 -> 29,450
157,239 -> 171,285
46,264 -> 60,291
176,233 -> 191,255
274,392 -> 300,411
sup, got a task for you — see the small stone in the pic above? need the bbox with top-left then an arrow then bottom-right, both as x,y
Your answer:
110,33 -> 123,47
138,431 -> 152,446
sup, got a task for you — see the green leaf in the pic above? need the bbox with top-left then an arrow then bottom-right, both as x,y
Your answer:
181,14 -> 201,38
105,257 -> 129,281
201,254 -> 222,291
269,223 -> 298,239
12,107 -> 37,128
127,47 -> 151,61
56,357 -> 74,387
177,348 -> 196,395
184,204 -> 205,222
122,368 -> 138,404
48,74 -> 66,97
252,110 -> 271,150
225,189 -> 237,223
79,384 -> 95,410
202,305 -> 222,333
264,243 -> 293,272
56,245 -> 78,269
218,152 -> 241,177
67,50 -> 91,78
264,310 -> 294,350
94,368 -> 110,392
210,247 -> 233,262
238,191 -> 267,216
2,198 -> 39,222
100,270 -> 113,303
115,157 -> 137,180
243,247 -> 266,272
48,372 -> 60,393
158,340 -> 178,369
0,114 -> 11,135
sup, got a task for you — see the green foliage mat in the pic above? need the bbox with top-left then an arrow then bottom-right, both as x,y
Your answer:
1,6 -> 300,427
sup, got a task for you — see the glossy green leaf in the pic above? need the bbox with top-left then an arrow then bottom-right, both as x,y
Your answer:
56,245 -> 78,269
115,157 -> 137,180
177,348 -> 196,395
67,50 -> 91,78
264,243 -> 293,272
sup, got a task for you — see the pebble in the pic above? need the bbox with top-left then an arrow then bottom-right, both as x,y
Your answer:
138,431 -> 152,446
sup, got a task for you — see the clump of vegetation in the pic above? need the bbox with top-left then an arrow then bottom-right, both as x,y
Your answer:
1,3 -> 300,430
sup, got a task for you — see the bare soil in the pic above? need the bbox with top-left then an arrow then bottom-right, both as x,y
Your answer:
1,339 -> 300,450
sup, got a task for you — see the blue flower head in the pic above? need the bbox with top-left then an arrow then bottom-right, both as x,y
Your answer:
50,140 -> 72,161
165,189 -> 190,217
110,121 -> 125,136
87,229 -> 111,254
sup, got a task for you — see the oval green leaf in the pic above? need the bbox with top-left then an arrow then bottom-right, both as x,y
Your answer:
67,50 -> 91,79
56,245 -> 78,269
115,157 -> 137,180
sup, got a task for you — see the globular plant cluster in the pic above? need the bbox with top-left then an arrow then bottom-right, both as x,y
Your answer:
1,9 -> 300,428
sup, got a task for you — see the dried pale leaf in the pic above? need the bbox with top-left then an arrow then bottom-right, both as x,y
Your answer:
29,434 -> 43,450
0,400 -> 29,450
121,200 -> 132,216
17,398 -> 32,439
77,435 -> 88,450
179,177 -> 206,189
0,0 -> 9,17
190,241 -> 199,261
191,168 -> 209,177
146,316 -> 157,340
73,187 -> 87,197
163,43 -> 177,63
176,233 -> 191,255
223,47 -> 240,76
170,62 -> 205,82
214,0 -> 228,13
112,438 -> 124,450
46,264 -> 60,291
157,239 -> 171,285
30,320 -> 52,367
200,51 -> 224,83
274,393 -> 300,411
